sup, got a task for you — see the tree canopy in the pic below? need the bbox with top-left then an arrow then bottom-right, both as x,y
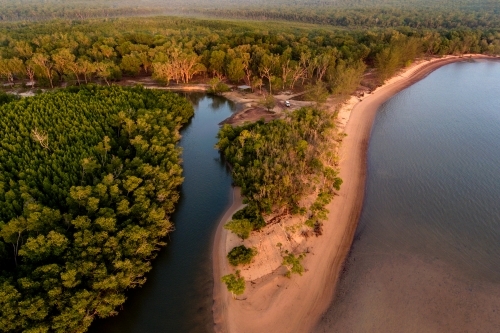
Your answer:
0,85 -> 193,333
217,107 -> 342,230
1,0 -> 500,31
221,270 -> 245,298
0,16 -> 499,93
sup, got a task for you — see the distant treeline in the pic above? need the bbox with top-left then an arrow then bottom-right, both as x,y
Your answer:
0,0 -> 161,22
0,17 -> 499,94
177,7 -> 500,30
1,0 -> 500,30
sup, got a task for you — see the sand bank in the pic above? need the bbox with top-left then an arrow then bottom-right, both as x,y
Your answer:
212,55 -> 498,333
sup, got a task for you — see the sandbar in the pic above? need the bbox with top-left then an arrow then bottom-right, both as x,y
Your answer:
212,54 -> 497,333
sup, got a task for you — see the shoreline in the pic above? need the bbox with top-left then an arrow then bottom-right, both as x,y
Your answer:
212,186 -> 245,332
211,54 -> 498,333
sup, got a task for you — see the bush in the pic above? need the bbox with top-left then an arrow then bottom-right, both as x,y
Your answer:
233,204 -> 266,230
208,77 -> 230,95
0,91 -> 18,106
227,245 -> 257,266
282,253 -> 306,278
224,218 -> 253,239
222,270 -> 245,298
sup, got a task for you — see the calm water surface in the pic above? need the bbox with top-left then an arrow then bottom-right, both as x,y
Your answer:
90,94 -> 236,333
316,60 -> 500,332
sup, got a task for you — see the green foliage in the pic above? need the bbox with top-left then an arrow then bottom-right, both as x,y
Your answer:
217,108 -> 342,218
0,85 -> 193,332
376,33 -> 423,82
282,253 -> 306,278
0,15 -> 498,91
1,0 -> 500,31
304,82 -> 329,105
168,1 -> 500,31
227,58 -> 245,83
0,3 -> 497,330
305,191 -> 335,228
327,59 -> 366,95
227,245 -> 257,266
232,203 -> 266,230
259,94 -> 276,111
224,218 -> 253,240
0,92 -> 18,106
221,270 -> 245,297
207,77 -> 230,95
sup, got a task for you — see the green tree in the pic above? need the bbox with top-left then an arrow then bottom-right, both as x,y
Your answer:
209,50 -> 226,79
0,85 -> 194,332
305,82 -> 329,105
227,58 -> 245,83
120,53 -> 142,76
52,48 -> 79,84
224,219 -> 253,240
30,53 -> 55,88
260,94 -> 276,111
227,245 -> 257,266
251,76 -> 263,93
259,53 -> 279,94
221,270 -> 245,298
208,77 -> 230,95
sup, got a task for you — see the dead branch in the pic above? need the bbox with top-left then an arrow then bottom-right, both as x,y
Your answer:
32,127 -> 49,149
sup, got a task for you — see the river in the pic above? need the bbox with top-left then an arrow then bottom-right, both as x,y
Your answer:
89,93 -> 236,333
315,60 -> 500,332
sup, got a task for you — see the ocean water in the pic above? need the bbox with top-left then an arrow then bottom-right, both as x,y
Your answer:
315,60 -> 500,333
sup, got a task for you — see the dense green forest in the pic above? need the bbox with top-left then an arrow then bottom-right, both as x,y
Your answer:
0,16 -> 499,95
0,85 -> 193,332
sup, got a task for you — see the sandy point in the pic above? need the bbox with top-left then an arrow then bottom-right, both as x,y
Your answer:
212,54 -> 499,333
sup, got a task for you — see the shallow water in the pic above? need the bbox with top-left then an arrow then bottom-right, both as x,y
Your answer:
315,60 -> 500,333
89,93 -> 236,333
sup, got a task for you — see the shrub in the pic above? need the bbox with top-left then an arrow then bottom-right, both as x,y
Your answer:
224,218 -> 253,239
282,253 -> 306,278
222,270 -> 245,298
208,77 -> 230,95
227,245 -> 257,266
232,204 -> 266,230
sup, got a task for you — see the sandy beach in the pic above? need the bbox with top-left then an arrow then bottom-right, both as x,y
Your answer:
211,54 -> 498,333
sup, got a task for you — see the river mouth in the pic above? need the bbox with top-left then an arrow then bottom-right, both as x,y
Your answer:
315,60 -> 500,332
89,93 -> 236,333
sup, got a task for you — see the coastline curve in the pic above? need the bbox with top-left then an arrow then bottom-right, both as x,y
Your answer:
212,55 -> 499,333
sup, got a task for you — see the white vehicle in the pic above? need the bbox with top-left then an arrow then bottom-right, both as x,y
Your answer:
285,100 -> 291,107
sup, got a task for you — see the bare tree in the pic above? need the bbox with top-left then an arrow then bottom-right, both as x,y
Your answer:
32,128 -> 49,149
